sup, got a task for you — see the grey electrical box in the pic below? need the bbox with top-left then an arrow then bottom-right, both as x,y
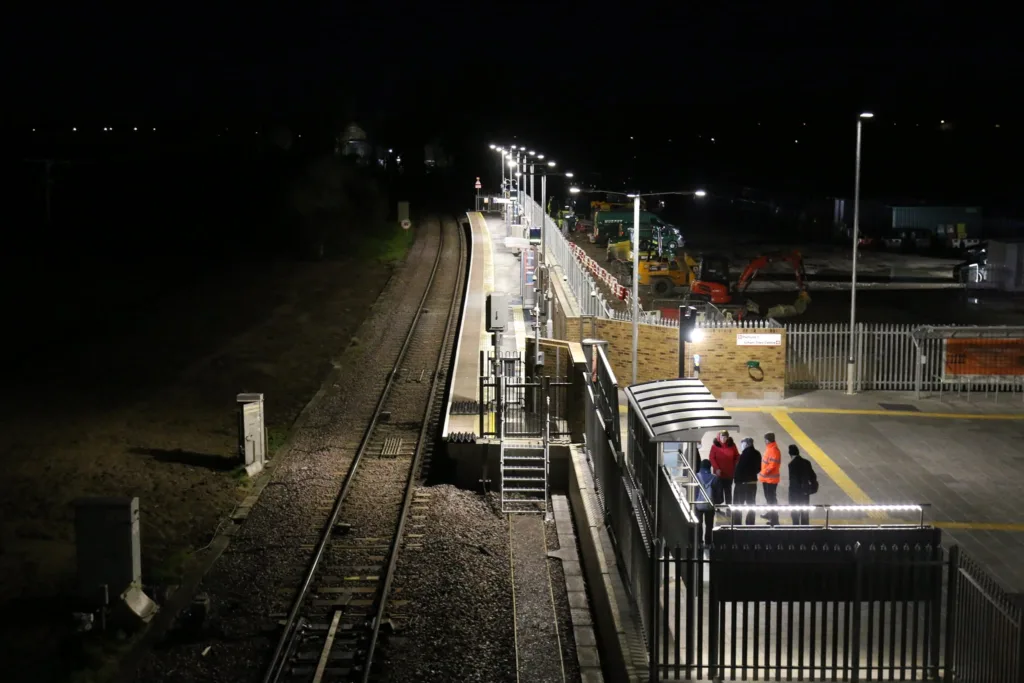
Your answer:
486,293 -> 508,332
237,393 -> 267,476
74,497 -> 142,605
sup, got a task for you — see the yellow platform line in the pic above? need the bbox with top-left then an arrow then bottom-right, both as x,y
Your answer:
769,409 -> 874,506
728,406 -> 1024,420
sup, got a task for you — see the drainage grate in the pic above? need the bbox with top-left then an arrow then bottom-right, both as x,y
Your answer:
380,437 -> 403,457
878,403 -> 920,412
451,401 -> 479,415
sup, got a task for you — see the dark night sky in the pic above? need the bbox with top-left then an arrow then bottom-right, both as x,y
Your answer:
5,3 -> 1017,120
4,3 -> 1021,203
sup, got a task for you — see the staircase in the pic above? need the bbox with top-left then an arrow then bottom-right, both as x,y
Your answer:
500,439 -> 549,514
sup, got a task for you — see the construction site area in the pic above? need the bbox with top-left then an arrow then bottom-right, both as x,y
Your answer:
563,198 -> 1024,327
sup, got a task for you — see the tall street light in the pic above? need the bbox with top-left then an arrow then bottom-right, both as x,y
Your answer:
847,112 -> 873,395
570,187 -> 707,384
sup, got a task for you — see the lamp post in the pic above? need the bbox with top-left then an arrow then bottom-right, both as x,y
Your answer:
570,187 -> 707,385
847,112 -> 873,395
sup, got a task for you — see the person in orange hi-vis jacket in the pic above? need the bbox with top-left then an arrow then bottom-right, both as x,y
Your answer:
758,432 -> 782,526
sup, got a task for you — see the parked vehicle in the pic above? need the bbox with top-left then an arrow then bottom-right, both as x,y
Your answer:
590,210 -> 682,248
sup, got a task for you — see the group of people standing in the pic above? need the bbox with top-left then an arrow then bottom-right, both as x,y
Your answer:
694,431 -> 819,546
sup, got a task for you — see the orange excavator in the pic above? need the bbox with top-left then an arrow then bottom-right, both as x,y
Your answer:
688,250 -> 810,319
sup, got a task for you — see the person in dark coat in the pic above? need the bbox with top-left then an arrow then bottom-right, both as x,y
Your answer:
694,458 -> 718,549
787,444 -> 818,525
733,437 -> 762,525
708,430 -> 740,509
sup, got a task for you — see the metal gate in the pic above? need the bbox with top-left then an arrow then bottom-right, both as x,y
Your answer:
478,350 -> 571,438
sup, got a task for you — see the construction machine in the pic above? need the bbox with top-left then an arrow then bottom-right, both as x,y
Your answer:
687,250 -> 811,320
637,253 -> 700,295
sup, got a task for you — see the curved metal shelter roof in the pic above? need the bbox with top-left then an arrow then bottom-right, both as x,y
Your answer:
625,379 -> 738,442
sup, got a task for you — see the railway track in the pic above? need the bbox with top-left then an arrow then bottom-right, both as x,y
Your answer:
262,216 -> 466,683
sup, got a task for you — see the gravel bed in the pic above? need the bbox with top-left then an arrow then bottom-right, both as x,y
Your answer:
545,518 -> 583,683
130,223 -> 444,683
383,486 -> 516,683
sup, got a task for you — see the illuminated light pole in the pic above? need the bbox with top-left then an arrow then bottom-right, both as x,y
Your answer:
571,186 -> 707,384
847,112 -> 873,395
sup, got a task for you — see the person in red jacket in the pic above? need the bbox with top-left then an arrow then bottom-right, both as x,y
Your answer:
758,432 -> 782,526
708,430 -> 740,508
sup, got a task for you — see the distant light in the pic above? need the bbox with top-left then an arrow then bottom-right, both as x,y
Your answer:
134,127 -> 138,131
537,154 -> 545,159
565,172 -> 574,178
32,128 -> 35,132
511,145 -> 518,149
995,124 -> 1001,128
152,128 -> 156,131
529,150 -> 535,155
940,120 -> 945,124
694,190 -> 707,197
547,160 -> 556,167
516,171 -> 521,177
298,134 -> 301,138
489,143 -> 496,149
389,148 -> 393,153
569,187 -> 581,194
860,112 -> 874,119
802,122 -> 807,126
508,160 -> 517,168
794,139 -> 799,144
688,327 -> 704,343
72,127 -> 77,131
710,137 -> 715,142
630,136 -> 634,140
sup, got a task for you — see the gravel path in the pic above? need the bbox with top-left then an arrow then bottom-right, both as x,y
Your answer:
545,518 -> 583,683
511,514 -> 566,682
384,486 -> 516,683
130,221 -> 444,683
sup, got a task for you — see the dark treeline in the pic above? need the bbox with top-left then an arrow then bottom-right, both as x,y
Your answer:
1,122 -> 464,356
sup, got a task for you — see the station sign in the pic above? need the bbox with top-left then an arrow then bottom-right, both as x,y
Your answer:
474,176 -> 482,189
737,333 -> 782,346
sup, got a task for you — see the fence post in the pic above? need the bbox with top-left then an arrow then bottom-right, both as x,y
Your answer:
685,543 -> 696,678
943,545 -> 959,683
708,550 -> 719,682
495,375 -> 504,439
914,336 -> 924,400
852,542 -> 863,683
649,538 -> 661,683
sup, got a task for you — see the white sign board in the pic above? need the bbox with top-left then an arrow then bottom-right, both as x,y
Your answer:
736,333 -> 782,346
493,197 -> 511,204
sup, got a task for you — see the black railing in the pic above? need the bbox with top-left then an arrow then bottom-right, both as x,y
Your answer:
652,540 -> 947,681
946,544 -> 1024,683
479,350 -> 572,438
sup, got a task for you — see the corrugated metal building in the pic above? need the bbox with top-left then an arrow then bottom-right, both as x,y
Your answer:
890,206 -> 983,239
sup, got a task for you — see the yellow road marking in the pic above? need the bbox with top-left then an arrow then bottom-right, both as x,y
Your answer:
769,409 -> 874,505
727,406 -> 1024,420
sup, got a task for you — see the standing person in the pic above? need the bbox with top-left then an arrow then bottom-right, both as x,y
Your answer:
758,432 -> 782,526
787,445 -> 819,525
733,437 -> 761,525
709,430 -> 740,510
694,459 -> 718,551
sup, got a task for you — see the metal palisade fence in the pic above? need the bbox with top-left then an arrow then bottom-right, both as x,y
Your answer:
531,196 -> 614,318
788,323 -> 1024,395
